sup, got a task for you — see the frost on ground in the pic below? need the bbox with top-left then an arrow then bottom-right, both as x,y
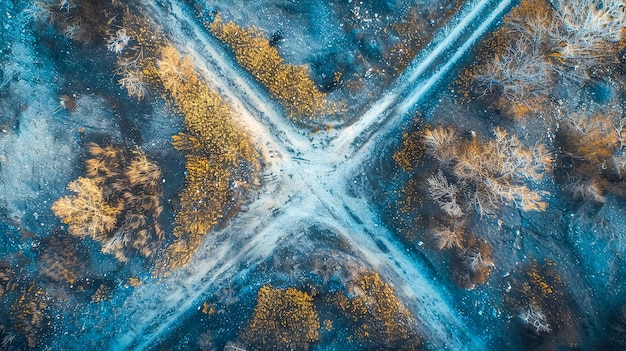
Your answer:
0,12 -> 78,228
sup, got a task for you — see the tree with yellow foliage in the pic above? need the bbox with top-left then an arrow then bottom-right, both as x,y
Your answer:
51,176 -> 121,240
245,286 -> 320,350
333,273 -> 420,349
149,45 -> 259,273
210,14 -> 328,120
52,143 -> 164,262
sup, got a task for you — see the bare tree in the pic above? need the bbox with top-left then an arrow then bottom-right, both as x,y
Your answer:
565,177 -> 607,202
519,305 -> 551,333
107,28 -> 130,54
427,171 -> 464,217
550,0 -> 626,64
474,35 -> 551,102
430,223 -> 462,250
472,0 -> 626,108
463,246 -> 494,273
424,126 -> 552,216
422,127 -> 457,164
118,69 -> 147,100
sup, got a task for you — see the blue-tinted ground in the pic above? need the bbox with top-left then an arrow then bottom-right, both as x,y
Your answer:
1,0 -> 626,350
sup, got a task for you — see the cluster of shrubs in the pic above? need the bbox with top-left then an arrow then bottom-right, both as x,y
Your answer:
468,0 -> 626,117
52,143 -> 164,262
210,14 -> 330,121
215,272 -> 420,351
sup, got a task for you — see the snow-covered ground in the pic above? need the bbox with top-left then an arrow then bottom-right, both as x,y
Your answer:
98,0 -> 514,349
0,5 -> 80,232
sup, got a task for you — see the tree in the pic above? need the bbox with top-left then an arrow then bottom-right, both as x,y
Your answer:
118,68 -> 148,100
564,178 -> 607,203
451,236 -> 495,289
558,113 -> 626,202
147,44 -> 260,274
424,126 -> 552,216
106,28 -> 130,54
427,171 -> 463,217
245,286 -> 320,350
474,35 -> 551,103
519,305 -> 551,333
210,14 -> 329,120
470,0 -> 555,109
550,0 -> 626,64
422,126 -> 457,164
334,273 -> 420,349
52,144 -> 164,262
464,245 -> 495,273
430,223 -> 462,250
470,0 -> 626,112
51,177 -> 121,240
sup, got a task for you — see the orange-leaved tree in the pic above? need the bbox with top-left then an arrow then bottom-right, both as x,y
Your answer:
423,126 -> 553,215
